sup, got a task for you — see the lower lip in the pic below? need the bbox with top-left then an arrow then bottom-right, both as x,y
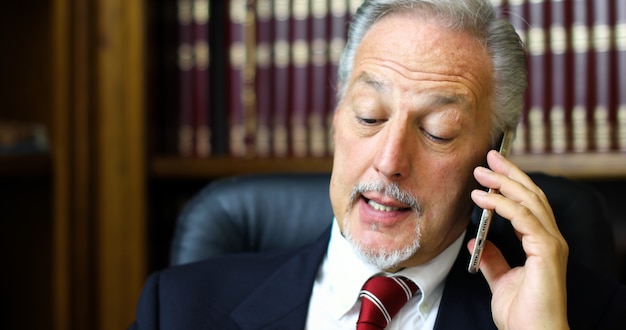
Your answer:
357,197 -> 411,228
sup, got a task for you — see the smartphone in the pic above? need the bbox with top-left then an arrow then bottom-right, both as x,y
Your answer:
468,129 -> 515,274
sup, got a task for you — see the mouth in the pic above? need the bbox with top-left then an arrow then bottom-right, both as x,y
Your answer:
363,196 -> 412,213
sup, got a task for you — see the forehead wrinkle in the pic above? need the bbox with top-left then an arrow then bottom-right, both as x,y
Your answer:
356,57 -> 486,106
353,67 -> 473,116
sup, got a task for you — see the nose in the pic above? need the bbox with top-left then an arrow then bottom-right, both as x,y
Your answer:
372,121 -> 413,180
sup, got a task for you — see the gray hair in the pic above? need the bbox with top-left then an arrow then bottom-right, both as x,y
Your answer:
336,0 -> 527,144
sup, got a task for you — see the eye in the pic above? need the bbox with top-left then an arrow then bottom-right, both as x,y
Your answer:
422,129 -> 451,143
356,117 -> 382,125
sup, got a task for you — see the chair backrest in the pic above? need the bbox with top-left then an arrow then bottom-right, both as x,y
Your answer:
169,172 -> 617,278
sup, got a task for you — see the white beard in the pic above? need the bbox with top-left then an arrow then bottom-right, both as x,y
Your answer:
343,220 -> 422,270
342,180 -> 423,270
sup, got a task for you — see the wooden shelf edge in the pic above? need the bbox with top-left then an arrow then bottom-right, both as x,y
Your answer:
151,156 -> 334,179
0,154 -> 52,177
510,152 -> 626,180
150,152 -> 626,180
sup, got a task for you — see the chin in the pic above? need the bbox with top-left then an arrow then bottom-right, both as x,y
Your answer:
343,219 -> 422,270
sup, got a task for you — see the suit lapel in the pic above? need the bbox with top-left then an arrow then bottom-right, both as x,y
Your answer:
434,228 -> 497,330
230,227 -> 331,330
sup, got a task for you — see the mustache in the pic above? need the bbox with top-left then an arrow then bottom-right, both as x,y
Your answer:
348,181 -> 422,216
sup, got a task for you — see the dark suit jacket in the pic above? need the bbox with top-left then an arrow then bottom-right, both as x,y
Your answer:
130,225 -> 626,329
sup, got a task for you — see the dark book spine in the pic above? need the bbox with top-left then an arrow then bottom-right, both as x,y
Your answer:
192,0 -> 211,157
290,0 -> 311,157
177,0 -> 195,157
570,0 -> 591,152
272,0 -> 290,157
591,0 -> 612,151
255,0 -> 273,157
527,0 -> 549,154
208,0 -> 229,155
617,0 -> 626,151
309,0 -> 330,157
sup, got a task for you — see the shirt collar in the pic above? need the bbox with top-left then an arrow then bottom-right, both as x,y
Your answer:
321,218 -> 464,320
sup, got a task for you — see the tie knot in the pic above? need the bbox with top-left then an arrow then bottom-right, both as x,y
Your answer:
357,276 -> 419,330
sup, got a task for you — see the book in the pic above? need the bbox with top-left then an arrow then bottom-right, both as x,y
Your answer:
192,0 -> 211,157
208,0 -> 229,155
349,0 -> 365,16
272,0 -> 290,157
549,0 -> 568,153
228,0 -> 247,157
506,0 -> 529,154
309,0 -> 330,157
177,0 -> 195,157
617,0 -> 626,151
327,0 -> 349,155
527,0 -> 548,154
242,0 -> 257,157
570,0 -> 591,152
254,0 -> 273,157
290,0 -> 310,157
591,0 -> 612,152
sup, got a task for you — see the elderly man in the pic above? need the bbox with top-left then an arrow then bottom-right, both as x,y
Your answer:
130,0 -> 626,329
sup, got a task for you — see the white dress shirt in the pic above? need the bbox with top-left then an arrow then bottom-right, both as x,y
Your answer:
306,219 -> 464,329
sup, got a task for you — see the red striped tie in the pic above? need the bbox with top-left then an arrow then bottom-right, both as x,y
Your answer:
356,276 -> 419,330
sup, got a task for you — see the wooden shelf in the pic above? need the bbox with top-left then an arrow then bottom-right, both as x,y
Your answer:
0,154 -> 52,177
510,152 -> 626,180
150,152 -> 626,180
151,156 -> 334,179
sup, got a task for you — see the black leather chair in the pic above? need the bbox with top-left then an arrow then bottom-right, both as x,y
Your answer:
169,172 -> 618,278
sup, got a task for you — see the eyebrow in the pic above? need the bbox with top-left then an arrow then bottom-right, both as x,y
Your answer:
430,94 -> 470,110
354,72 -> 388,93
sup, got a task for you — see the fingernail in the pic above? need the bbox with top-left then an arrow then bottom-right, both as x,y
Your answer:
476,166 -> 491,174
473,189 -> 488,197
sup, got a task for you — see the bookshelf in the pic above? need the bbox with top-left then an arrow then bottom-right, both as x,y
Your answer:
149,152 -> 626,180
3,0 -> 626,329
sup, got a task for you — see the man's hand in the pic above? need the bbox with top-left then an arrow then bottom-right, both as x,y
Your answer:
469,150 -> 570,330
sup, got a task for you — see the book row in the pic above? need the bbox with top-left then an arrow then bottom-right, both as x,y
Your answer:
154,0 -> 626,159
499,0 -> 626,153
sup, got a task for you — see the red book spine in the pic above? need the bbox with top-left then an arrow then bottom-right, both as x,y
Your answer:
592,0 -> 612,151
177,0 -> 194,157
309,0 -> 329,157
255,0 -> 273,157
192,0 -> 211,157
327,0 -> 349,155
507,0 -> 529,154
617,0 -> 626,151
549,0 -> 569,153
571,0 -> 591,152
272,0 -> 290,157
290,0 -> 310,157
527,0 -> 549,154
228,0 -> 247,157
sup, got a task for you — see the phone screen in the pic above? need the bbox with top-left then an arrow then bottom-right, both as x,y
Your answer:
468,129 -> 515,274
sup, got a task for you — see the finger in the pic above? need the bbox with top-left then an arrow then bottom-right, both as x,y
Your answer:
485,150 -> 550,207
471,188 -> 557,242
467,239 -> 510,290
471,189 -> 568,265
473,155 -> 559,236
